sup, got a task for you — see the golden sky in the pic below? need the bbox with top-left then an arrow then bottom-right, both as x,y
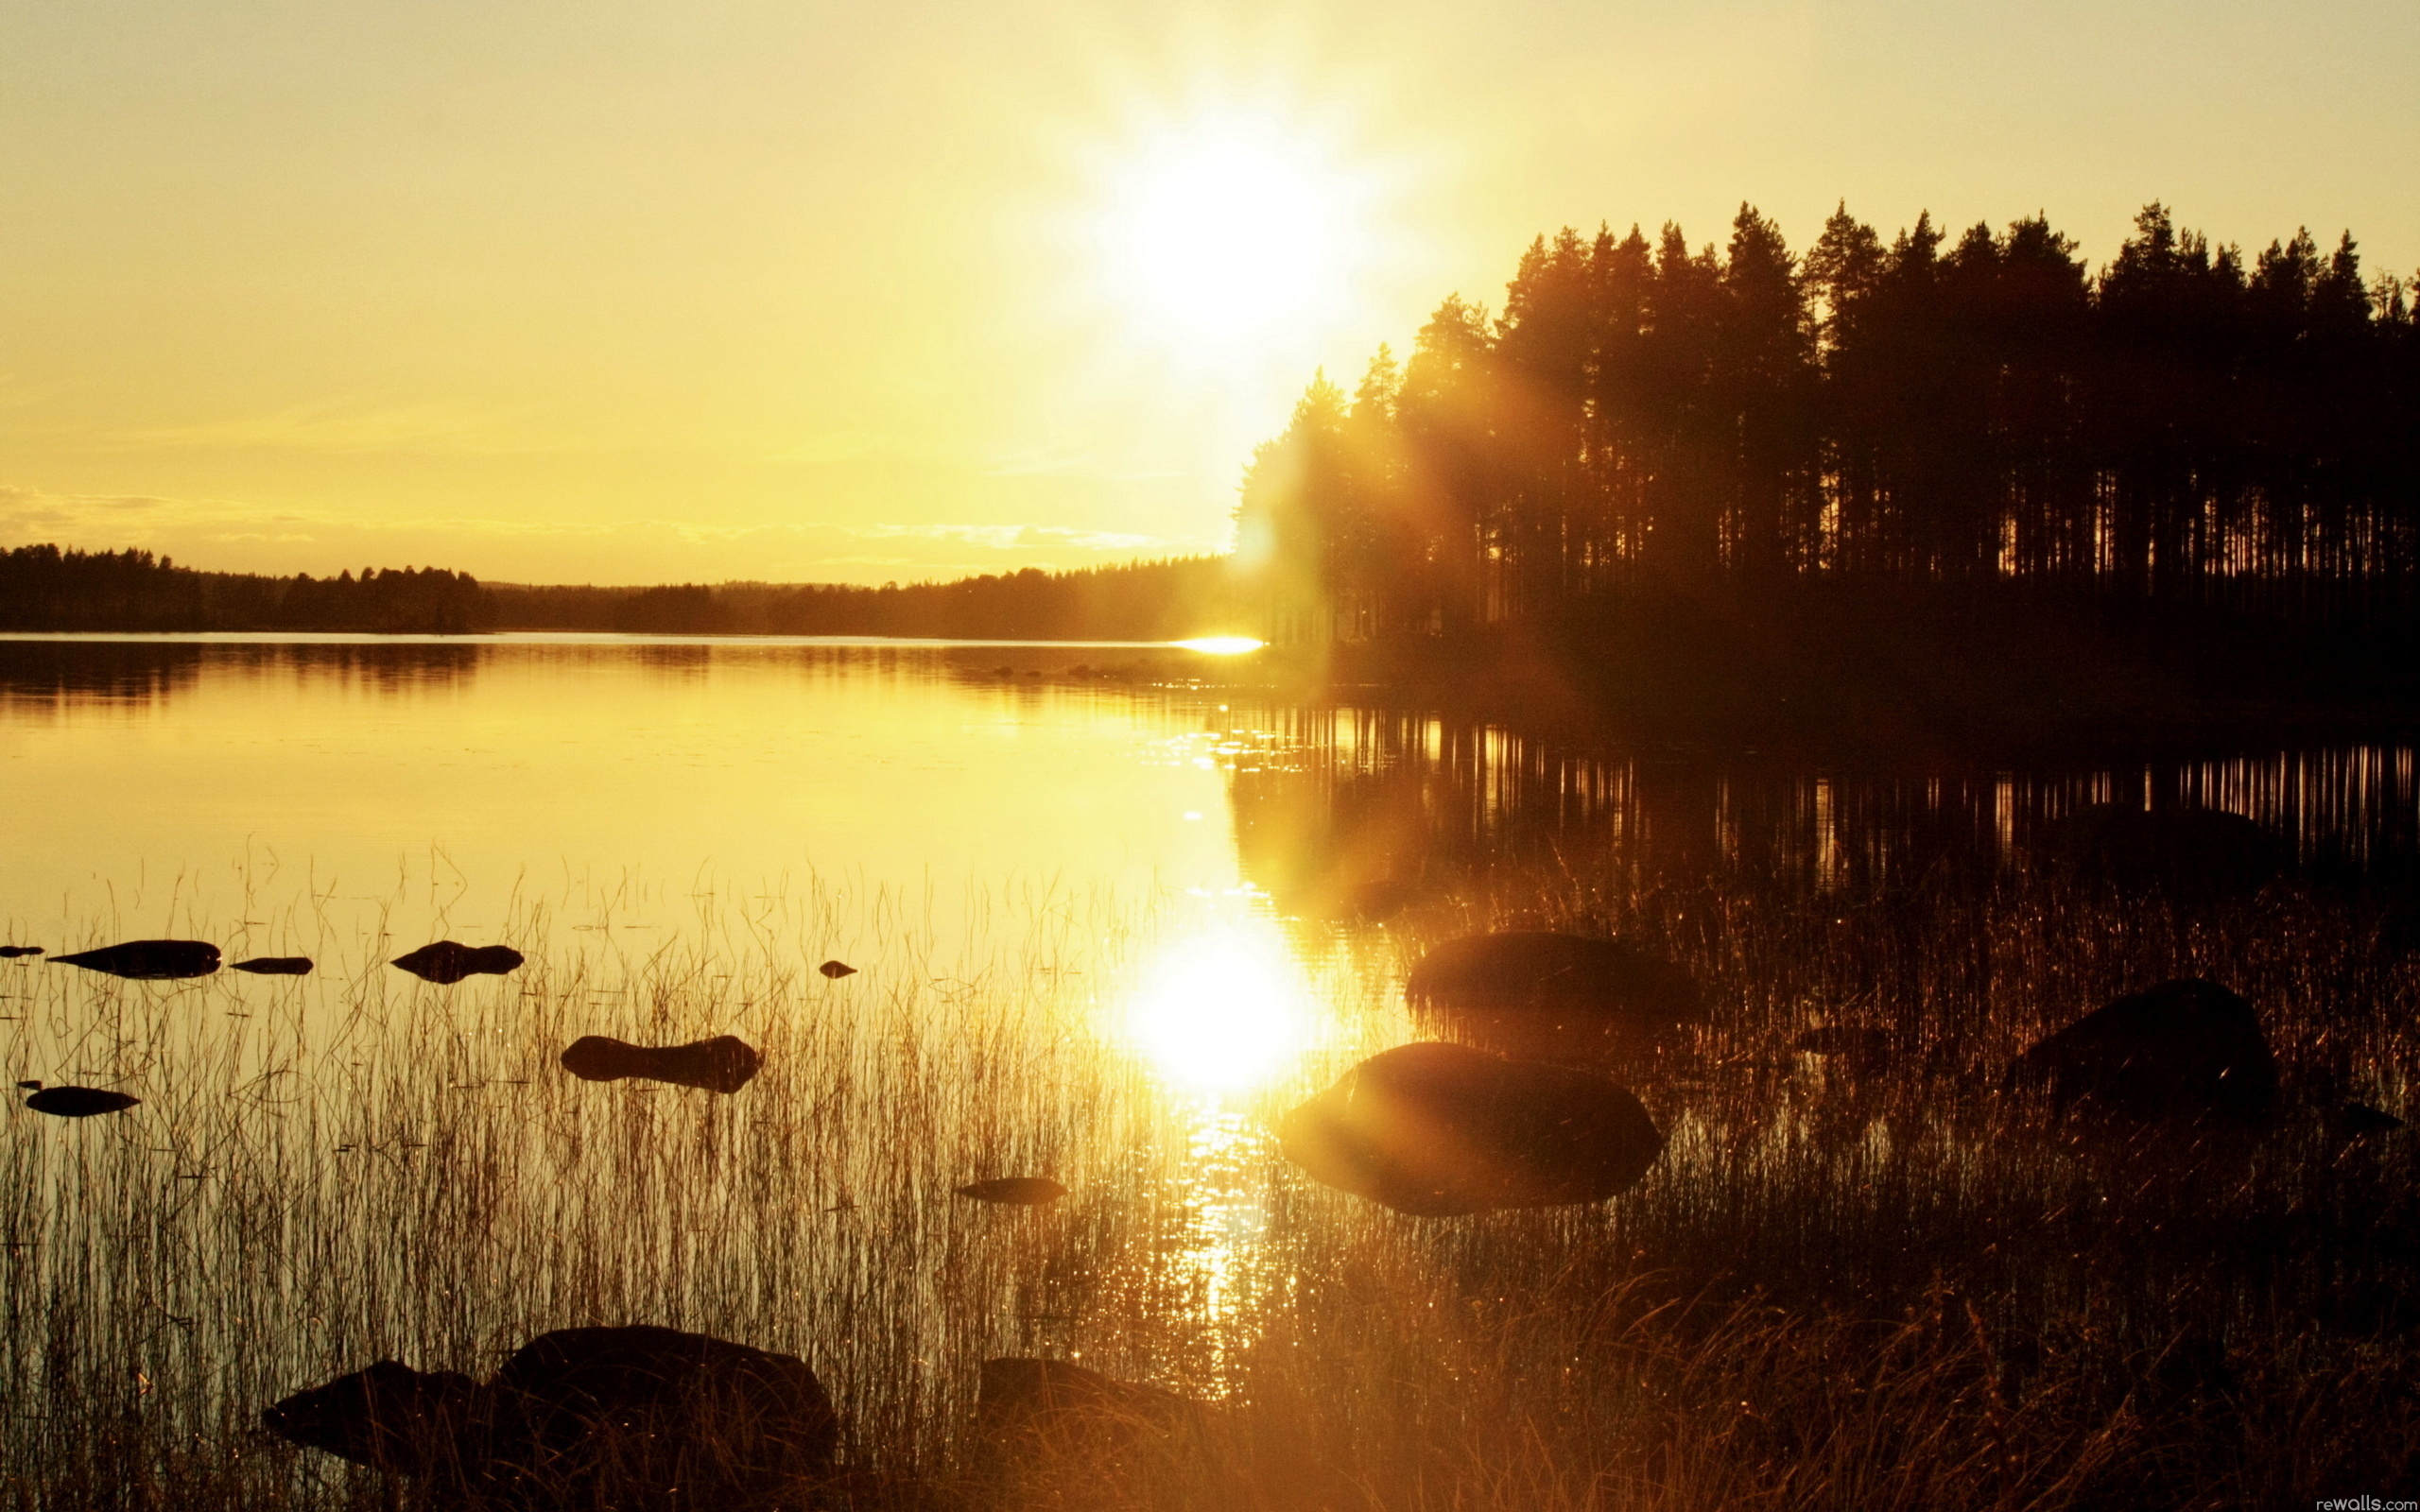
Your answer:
3,0 -> 2412,586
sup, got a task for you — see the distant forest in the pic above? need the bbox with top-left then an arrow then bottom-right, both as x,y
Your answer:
0,543 -> 1243,639
1237,203 -> 2420,640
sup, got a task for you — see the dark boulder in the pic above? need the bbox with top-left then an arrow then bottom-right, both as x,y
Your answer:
2007,978 -> 2278,1123
2333,1100 -> 2404,1139
1407,932 -> 1700,1058
1278,1041 -> 1665,1216
264,1326 -> 838,1509
26,1086 -> 141,1118
51,939 -> 220,980
2036,804 -> 2286,896
819,959 -> 857,979
261,1359 -> 478,1472
560,1035 -> 759,1094
231,955 -> 314,975
956,1177 -> 1067,1206
391,941 -> 524,985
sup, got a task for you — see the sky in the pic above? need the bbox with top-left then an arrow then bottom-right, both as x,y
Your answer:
2,0 -> 2413,587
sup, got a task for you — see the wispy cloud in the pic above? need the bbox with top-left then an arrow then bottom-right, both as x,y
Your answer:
857,522 -> 1176,553
111,398 -> 567,456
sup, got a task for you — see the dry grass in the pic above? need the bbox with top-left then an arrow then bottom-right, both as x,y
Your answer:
4,842 -> 2417,1510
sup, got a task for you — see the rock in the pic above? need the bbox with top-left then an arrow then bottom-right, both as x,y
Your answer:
956,1177 -> 1067,1206
819,959 -> 856,979
0,945 -> 42,958
231,955 -> 314,975
1340,877 -> 1416,923
260,1359 -> 478,1473
264,1326 -> 838,1508
390,942 -> 524,986
2007,978 -> 2278,1123
1406,932 -> 1701,1058
51,939 -> 220,980
26,1086 -> 141,1118
560,1034 -> 760,1094
2036,804 -> 2286,896
1277,1041 -> 1665,1215
2336,1100 -> 2405,1139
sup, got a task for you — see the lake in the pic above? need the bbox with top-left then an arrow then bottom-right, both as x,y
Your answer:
3,634 -> 2416,1507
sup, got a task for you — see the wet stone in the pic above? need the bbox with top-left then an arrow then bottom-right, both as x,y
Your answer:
956,1177 -> 1068,1205
390,941 -> 525,986
560,1034 -> 760,1094
2008,977 -> 2278,1124
1279,1041 -> 1666,1216
231,955 -> 314,975
51,939 -> 220,980
26,1086 -> 141,1119
263,1325 -> 838,1507
1407,931 -> 1702,1060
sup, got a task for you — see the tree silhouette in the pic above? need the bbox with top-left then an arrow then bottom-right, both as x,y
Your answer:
1246,201 -> 2420,643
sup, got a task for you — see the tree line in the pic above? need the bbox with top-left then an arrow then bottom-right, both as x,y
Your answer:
0,545 -> 488,633
1237,203 -> 2420,642
0,544 -> 1247,640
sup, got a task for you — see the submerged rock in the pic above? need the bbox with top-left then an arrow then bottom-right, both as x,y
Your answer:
2036,804 -> 2286,896
2334,1100 -> 2405,1139
231,955 -> 314,975
263,1325 -> 838,1507
2008,977 -> 2278,1124
560,1034 -> 760,1094
390,941 -> 524,986
1406,931 -> 1702,1058
818,959 -> 857,979
26,1086 -> 141,1119
956,1177 -> 1067,1206
1279,1041 -> 1665,1216
51,939 -> 220,980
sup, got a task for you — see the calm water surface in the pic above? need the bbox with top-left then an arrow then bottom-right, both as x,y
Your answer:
4,634 -> 2416,1493
0,637 -> 1253,948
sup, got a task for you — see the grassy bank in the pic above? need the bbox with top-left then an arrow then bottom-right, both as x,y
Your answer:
4,845 -> 2415,1508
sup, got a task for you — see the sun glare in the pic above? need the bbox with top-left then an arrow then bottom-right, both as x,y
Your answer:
1175,635 -> 1264,655
1089,112 -> 1375,357
1122,918 -> 1319,1095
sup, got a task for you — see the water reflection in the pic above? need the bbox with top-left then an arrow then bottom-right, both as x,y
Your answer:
7,639 -> 2419,1500
0,637 -> 1247,947
1119,916 -> 1324,1095
1229,708 -> 2420,909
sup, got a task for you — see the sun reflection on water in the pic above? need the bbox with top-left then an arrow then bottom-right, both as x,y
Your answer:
1121,914 -> 1319,1094
1113,910 -> 1329,1375
1172,636 -> 1265,655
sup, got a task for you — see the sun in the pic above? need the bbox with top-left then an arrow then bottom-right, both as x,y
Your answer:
1086,110 -> 1376,359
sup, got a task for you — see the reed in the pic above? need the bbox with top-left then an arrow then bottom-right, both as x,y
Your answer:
2,850 -> 2413,1509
